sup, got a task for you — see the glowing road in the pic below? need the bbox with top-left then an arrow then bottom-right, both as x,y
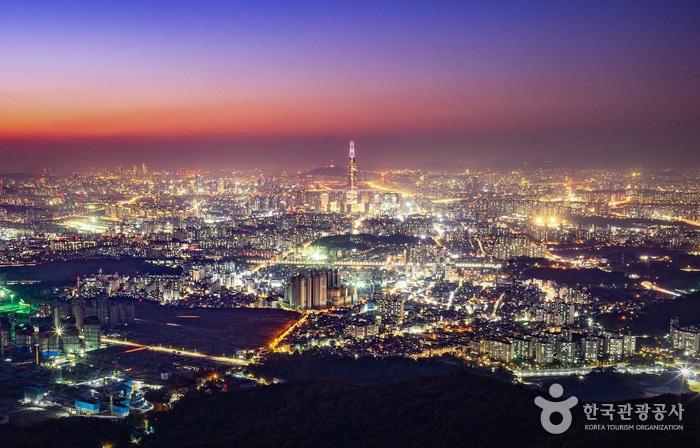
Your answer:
101,337 -> 249,366
665,215 -> 700,228
269,312 -> 310,353
640,281 -> 682,297
491,292 -> 506,319
514,365 -> 666,378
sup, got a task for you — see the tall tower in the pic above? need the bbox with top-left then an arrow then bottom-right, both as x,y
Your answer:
346,141 -> 358,208
348,141 -> 357,190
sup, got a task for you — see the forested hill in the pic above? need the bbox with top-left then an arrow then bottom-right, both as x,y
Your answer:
3,368 -> 698,448
141,370 -> 698,448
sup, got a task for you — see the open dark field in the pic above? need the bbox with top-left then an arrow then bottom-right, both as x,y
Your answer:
119,301 -> 300,354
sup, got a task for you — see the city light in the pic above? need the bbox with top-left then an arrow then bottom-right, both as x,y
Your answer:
533,215 -> 563,228
0,2 -> 698,444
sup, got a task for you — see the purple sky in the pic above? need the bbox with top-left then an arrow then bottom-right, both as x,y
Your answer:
1,1 -> 699,171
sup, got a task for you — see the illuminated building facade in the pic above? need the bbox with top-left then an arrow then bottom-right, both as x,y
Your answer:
285,271 -> 328,310
345,140 -> 358,210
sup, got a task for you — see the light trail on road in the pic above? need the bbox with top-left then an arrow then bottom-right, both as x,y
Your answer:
640,281 -> 682,297
491,292 -> 506,319
102,337 -> 249,365
269,312 -> 309,352
664,215 -> 700,228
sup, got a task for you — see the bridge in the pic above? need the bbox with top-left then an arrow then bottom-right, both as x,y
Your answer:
249,259 -> 502,270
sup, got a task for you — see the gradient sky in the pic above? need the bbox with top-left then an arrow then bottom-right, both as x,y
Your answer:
1,1 -> 699,171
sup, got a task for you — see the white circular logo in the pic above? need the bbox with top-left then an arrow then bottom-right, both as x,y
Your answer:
534,383 -> 579,434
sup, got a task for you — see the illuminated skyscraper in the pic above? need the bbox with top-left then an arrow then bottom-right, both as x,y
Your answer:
346,140 -> 358,208
285,271 -> 329,309
348,140 -> 356,190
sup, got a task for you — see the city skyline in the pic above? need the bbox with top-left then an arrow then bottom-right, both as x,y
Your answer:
1,1 -> 699,171
1,2 -> 699,446
1,140 -> 699,447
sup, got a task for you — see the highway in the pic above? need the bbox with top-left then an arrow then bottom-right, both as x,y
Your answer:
514,365 -> 666,378
640,281 -> 682,297
101,337 -> 249,366
491,292 -> 506,319
269,312 -> 310,352
666,215 -> 700,228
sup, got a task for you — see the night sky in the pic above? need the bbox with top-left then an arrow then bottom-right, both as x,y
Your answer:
1,1 -> 699,171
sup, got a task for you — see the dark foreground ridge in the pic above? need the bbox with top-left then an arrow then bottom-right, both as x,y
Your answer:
2,367 -> 698,448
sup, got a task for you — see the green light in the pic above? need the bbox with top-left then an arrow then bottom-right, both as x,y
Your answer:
0,286 -> 36,316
